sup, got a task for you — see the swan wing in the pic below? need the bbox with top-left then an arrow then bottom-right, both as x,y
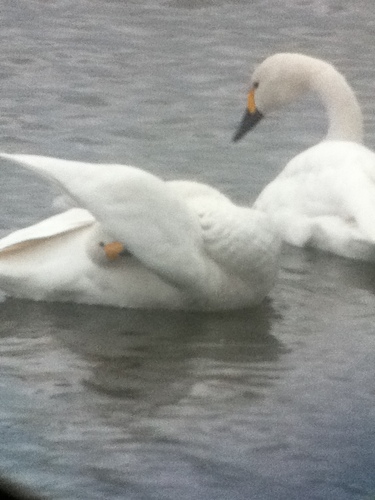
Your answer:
200,204 -> 281,300
0,154 -> 206,292
0,208 -> 95,252
167,180 -> 281,304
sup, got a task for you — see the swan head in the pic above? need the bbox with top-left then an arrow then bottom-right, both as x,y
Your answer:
233,53 -> 314,142
99,240 -> 131,260
86,224 -> 132,267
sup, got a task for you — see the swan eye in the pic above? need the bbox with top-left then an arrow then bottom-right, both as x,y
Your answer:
253,82 -> 259,89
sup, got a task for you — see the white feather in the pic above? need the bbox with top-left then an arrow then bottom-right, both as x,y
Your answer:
0,154 -> 280,310
237,53 -> 375,261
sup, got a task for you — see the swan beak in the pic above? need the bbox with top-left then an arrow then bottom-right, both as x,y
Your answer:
232,108 -> 263,142
102,241 -> 127,261
232,88 -> 263,142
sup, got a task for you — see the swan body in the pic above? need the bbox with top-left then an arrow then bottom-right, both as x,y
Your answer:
0,154 -> 280,310
233,53 -> 375,261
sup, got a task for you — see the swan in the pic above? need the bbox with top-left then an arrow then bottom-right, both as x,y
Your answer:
233,52 -> 375,261
0,154 -> 280,310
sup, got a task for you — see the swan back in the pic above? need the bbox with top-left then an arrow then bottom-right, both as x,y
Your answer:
254,140 -> 375,260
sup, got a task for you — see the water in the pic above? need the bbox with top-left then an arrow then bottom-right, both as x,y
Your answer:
0,1 -> 375,498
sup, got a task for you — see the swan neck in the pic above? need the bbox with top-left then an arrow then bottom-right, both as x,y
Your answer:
310,62 -> 363,143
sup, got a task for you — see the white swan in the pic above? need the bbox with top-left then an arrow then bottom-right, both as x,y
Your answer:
233,53 -> 375,261
0,154 -> 280,310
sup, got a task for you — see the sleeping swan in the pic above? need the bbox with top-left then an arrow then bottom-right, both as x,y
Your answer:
233,52 -> 375,261
0,154 -> 280,310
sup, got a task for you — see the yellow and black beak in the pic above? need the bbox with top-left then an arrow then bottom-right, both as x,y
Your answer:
232,88 -> 263,142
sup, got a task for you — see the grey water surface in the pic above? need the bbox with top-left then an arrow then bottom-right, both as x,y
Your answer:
0,1 -> 375,499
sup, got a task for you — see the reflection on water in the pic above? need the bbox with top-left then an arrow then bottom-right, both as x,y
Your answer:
1,0 -> 375,498
0,299 -> 281,410
0,300 -> 287,499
